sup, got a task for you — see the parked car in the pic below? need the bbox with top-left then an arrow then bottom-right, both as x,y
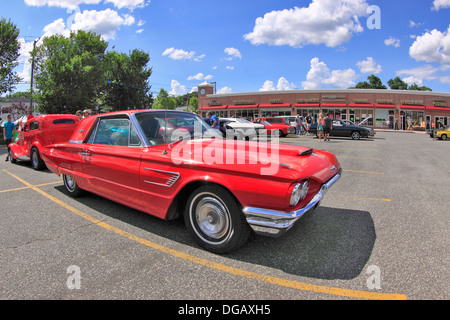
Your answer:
428,122 -> 446,138
8,114 -> 80,170
254,117 -> 296,137
433,126 -> 450,140
42,110 -> 342,253
219,118 -> 265,140
309,119 -> 371,140
343,119 -> 376,137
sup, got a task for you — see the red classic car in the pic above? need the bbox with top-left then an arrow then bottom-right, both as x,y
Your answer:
42,110 -> 342,253
8,114 -> 80,170
253,117 -> 296,137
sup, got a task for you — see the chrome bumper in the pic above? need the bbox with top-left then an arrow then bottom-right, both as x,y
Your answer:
243,171 -> 341,237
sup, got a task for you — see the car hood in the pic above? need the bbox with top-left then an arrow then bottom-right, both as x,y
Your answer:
167,139 -> 341,184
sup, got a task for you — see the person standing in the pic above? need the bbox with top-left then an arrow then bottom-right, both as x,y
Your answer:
3,115 -> 15,161
306,113 -> 312,135
207,112 -> 220,131
324,113 -> 333,142
317,113 -> 324,142
295,114 -> 302,135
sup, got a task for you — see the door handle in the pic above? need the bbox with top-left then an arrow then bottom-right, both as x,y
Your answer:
81,149 -> 91,159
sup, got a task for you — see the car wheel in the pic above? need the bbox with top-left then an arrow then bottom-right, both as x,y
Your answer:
63,174 -> 85,198
184,185 -> 251,253
442,134 -> 448,141
31,148 -> 46,170
8,148 -> 17,164
351,131 -> 361,140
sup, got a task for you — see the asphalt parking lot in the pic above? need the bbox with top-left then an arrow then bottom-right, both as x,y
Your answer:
0,131 -> 448,302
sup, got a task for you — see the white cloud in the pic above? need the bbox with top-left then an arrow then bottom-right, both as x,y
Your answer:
432,0 -> 450,10
396,64 -> 450,85
224,47 -> 242,59
384,37 -> 401,48
169,80 -> 187,96
259,80 -> 275,92
409,26 -> 450,64
357,57 -> 382,74
259,78 -> 296,91
187,73 -> 213,81
24,0 -> 101,10
302,57 -> 358,89
226,66 -> 235,70
244,0 -> 369,48
162,48 -> 205,61
69,9 -> 134,40
217,86 -> 233,94
105,0 -> 150,10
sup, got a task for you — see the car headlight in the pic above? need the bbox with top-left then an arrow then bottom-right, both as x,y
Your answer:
290,181 -> 309,206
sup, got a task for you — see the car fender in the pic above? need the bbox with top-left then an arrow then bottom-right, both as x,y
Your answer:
8,143 -> 28,160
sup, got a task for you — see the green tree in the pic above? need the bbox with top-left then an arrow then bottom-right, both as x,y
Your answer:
353,75 -> 387,89
0,18 -> 21,95
33,30 -> 108,114
387,76 -> 408,90
152,88 -> 176,110
407,83 -> 432,91
188,96 -> 198,113
102,49 -> 153,112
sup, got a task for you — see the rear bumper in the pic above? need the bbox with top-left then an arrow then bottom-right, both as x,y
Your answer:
243,170 -> 341,237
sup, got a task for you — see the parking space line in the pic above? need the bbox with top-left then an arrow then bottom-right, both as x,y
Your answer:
328,195 -> 391,202
343,170 -> 384,175
338,156 -> 381,161
0,181 -> 61,193
2,169 -> 405,300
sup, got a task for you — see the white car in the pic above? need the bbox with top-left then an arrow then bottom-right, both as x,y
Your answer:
219,118 -> 265,140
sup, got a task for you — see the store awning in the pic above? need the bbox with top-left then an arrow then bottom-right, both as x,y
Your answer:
348,103 -> 374,108
375,104 -> 395,109
199,105 -> 228,110
294,103 -> 320,108
400,104 -> 425,110
321,103 -> 347,107
228,104 -> 259,109
259,103 -> 291,108
426,106 -> 450,112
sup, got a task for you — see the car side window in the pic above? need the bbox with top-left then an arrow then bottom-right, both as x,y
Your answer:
87,118 -> 140,146
30,121 -> 39,130
333,120 -> 342,126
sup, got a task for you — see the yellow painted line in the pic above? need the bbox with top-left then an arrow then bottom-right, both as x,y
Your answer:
343,170 -> 384,175
0,181 -> 61,194
328,195 -> 391,202
2,169 -> 405,300
338,156 -> 381,161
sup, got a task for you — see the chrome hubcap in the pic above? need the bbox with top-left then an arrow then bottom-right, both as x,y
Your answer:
65,175 -> 76,191
195,196 -> 230,240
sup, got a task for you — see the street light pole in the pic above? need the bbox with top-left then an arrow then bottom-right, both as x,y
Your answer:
29,37 -> 40,114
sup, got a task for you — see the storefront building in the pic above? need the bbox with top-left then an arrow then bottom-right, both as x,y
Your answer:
197,82 -> 450,130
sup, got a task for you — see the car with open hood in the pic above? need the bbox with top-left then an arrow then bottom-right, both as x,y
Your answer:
42,110 -> 342,253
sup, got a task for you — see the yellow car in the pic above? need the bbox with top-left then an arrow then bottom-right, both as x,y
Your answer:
434,126 -> 450,140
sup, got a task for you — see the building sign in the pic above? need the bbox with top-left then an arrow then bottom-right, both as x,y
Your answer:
433,100 -> 448,107
353,99 -> 371,104
376,99 -> 394,104
296,98 -> 320,103
233,100 -> 255,105
401,100 -> 424,106
322,95 -> 346,100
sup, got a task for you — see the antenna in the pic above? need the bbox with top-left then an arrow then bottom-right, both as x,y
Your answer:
163,96 -> 168,155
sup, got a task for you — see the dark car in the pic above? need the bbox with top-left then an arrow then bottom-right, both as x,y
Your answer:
308,119 -> 371,140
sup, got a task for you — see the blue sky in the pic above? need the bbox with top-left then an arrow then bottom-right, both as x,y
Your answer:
2,0 -> 450,97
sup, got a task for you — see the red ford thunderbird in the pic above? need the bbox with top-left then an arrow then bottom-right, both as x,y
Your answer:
42,110 -> 342,253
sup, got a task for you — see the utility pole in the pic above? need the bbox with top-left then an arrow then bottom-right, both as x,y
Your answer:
29,37 -> 40,114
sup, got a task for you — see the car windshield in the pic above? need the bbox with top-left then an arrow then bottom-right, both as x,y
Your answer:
235,118 -> 251,123
135,111 -> 222,146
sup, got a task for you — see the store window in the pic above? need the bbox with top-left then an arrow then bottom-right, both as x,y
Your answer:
260,108 -> 291,117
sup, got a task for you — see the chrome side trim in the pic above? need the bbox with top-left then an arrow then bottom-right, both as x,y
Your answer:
143,168 -> 180,188
243,171 -> 341,237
